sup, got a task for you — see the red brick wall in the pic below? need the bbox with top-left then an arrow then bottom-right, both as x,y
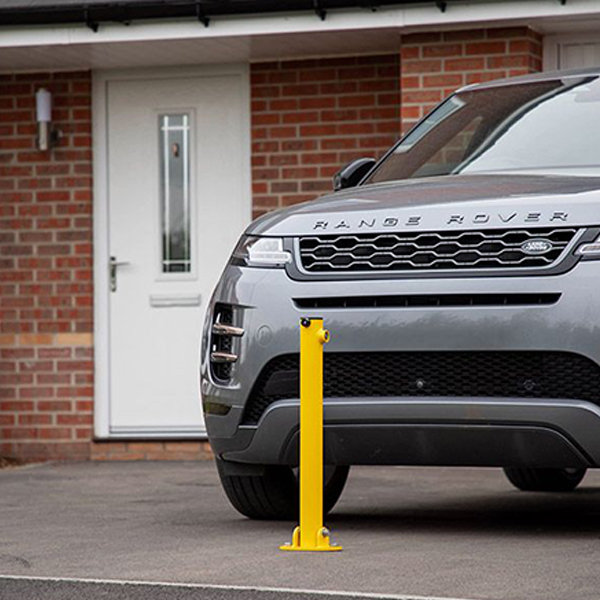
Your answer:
251,55 -> 401,217
400,27 -> 543,133
91,441 -> 213,461
0,71 -> 94,462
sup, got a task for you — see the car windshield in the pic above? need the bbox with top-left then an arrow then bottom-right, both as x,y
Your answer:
365,75 -> 600,184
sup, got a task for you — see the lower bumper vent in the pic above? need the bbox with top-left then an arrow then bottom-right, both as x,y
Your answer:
241,351 -> 600,425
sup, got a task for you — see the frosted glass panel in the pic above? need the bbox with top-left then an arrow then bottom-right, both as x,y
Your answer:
159,114 -> 191,273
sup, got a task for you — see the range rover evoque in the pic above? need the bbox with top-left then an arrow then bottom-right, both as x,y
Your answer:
201,68 -> 600,520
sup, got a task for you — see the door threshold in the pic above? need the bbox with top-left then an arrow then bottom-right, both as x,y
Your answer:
106,427 -> 207,440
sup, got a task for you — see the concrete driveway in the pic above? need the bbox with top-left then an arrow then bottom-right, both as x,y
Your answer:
1,461 -> 600,600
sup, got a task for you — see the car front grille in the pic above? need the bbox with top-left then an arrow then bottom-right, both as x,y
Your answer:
298,227 -> 578,273
241,351 -> 600,425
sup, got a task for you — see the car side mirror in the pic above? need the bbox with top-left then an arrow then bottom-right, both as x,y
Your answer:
333,157 -> 377,191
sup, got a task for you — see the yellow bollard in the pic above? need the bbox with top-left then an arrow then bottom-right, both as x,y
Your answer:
280,317 -> 342,552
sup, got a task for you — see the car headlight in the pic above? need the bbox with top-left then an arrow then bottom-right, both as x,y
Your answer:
231,236 -> 291,268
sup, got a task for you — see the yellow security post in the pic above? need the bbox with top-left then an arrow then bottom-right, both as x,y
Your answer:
280,317 -> 341,552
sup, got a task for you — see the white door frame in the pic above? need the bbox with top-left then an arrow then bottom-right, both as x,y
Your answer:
92,64 -> 251,439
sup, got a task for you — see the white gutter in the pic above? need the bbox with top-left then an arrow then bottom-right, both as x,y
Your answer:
0,0 -> 599,48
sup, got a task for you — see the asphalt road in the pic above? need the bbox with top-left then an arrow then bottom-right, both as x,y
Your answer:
2,461 -> 600,600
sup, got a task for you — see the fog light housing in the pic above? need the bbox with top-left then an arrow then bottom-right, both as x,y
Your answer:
576,236 -> 600,258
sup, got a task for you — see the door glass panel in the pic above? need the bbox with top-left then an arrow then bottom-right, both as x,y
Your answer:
159,113 -> 191,273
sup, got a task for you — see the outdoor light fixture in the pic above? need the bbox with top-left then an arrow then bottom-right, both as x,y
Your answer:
36,87 -> 57,151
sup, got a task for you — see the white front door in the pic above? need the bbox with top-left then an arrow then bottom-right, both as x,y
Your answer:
104,70 -> 250,437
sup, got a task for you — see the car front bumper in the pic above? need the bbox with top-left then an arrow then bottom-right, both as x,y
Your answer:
200,260 -> 600,468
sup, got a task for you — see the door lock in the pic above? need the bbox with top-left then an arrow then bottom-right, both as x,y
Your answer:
109,256 -> 130,292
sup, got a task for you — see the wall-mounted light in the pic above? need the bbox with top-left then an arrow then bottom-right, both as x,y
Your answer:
36,88 -> 58,151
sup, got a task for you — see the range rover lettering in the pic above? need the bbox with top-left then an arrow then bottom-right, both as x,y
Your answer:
201,69 -> 600,520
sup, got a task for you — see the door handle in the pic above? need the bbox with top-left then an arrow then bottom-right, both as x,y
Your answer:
110,256 -> 130,292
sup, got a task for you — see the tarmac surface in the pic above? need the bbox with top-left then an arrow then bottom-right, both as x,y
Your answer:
2,461 -> 600,600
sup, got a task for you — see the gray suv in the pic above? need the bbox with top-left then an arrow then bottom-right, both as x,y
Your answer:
201,69 -> 600,520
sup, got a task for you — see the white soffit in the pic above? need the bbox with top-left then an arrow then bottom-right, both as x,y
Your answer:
0,29 -> 402,71
0,0 -> 600,71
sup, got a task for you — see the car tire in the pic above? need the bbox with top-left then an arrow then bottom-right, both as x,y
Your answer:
503,467 -> 587,492
215,459 -> 350,520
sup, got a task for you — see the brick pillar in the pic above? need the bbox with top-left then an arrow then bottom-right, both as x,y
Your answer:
400,27 -> 543,133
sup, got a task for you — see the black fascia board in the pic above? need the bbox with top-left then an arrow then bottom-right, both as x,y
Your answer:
0,0 -> 459,27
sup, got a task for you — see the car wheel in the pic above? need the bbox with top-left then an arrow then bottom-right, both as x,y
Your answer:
215,459 -> 350,520
503,467 -> 587,492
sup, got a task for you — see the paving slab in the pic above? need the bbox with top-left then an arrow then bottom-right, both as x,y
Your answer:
1,461 -> 600,600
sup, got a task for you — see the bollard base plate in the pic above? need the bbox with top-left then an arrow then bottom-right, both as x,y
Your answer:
280,526 -> 342,552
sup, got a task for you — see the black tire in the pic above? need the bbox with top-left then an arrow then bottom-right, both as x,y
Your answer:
503,467 -> 587,492
216,459 -> 350,520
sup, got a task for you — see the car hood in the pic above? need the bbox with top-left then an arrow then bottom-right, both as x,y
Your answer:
247,174 -> 600,236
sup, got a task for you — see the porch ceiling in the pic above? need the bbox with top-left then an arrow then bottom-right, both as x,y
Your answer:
0,28 -> 402,71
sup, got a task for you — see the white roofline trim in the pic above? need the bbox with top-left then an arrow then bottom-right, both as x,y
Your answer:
0,0 -> 599,49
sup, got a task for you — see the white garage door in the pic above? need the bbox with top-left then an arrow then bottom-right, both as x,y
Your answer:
561,42 -> 600,69
546,34 -> 600,70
